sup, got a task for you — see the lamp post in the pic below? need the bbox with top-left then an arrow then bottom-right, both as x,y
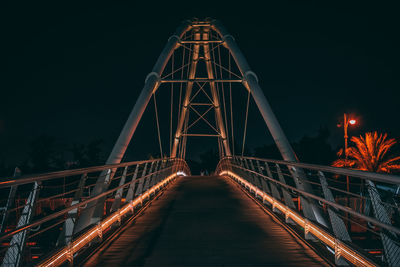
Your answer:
343,113 -> 356,192
338,113 -> 356,230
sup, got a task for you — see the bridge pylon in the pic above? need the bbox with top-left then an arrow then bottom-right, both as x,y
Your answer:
73,18 -> 329,237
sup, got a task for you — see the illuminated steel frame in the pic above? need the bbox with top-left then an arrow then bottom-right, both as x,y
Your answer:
73,18 -> 330,257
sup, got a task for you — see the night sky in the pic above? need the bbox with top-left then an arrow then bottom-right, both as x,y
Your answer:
2,2 -> 400,166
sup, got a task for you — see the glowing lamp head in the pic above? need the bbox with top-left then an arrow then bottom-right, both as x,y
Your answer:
349,119 -> 356,125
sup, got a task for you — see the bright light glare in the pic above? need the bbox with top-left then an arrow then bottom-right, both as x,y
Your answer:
349,119 -> 356,125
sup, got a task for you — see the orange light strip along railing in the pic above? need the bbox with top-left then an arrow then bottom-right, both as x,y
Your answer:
220,170 -> 377,267
38,171 -> 185,267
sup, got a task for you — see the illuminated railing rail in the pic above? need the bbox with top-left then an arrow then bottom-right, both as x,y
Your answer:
216,156 -> 400,267
0,158 -> 189,266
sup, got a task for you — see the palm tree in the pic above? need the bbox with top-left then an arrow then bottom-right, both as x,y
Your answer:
332,132 -> 400,173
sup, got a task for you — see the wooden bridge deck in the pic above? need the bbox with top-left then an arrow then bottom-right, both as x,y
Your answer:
84,175 -> 329,266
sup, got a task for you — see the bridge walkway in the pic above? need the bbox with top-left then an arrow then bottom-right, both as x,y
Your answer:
84,175 -> 329,266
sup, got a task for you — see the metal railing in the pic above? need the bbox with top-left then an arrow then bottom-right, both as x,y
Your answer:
0,158 -> 190,266
216,156 -> 400,267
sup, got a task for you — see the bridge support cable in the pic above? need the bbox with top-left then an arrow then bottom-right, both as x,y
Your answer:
169,52 -> 174,156
228,53 -> 235,156
241,90 -> 250,157
153,93 -> 163,158
203,28 -> 231,157
171,28 -> 200,158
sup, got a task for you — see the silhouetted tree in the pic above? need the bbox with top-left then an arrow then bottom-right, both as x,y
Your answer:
28,135 -> 63,172
293,127 -> 336,165
70,139 -> 104,168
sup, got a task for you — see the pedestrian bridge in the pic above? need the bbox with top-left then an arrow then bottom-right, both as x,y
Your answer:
1,18 -> 399,266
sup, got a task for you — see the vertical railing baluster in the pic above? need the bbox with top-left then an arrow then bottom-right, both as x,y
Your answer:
248,159 -> 263,191
125,164 -> 140,203
110,166 -> 129,213
2,181 -> 41,267
58,173 -> 88,246
255,160 -> 271,193
264,162 -> 281,204
135,162 -> 148,197
275,164 -> 296,210
144,161 -> 156,193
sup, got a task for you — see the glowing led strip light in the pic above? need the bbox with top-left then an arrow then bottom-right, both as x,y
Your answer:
39,172 -> 186,267
220,170 -> 377,267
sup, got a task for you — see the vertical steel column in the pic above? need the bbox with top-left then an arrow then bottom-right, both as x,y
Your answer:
202,27 -> 231,157
171,28 -> 201,158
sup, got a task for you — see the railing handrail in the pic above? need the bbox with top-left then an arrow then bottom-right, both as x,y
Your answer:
224,156 -> 400,185
0,157 -> 185,188
222,161 -> 400,235
0,160 -> 190,242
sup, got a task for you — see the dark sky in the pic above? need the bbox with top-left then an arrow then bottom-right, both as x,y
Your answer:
2,1 -> 400,165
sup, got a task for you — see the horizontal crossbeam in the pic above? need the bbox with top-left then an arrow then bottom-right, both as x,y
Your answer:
180,40 -> 223,44
160,79 -> 242,83
181,134 -> 220,137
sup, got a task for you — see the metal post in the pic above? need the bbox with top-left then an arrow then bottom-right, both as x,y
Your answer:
171,28 -> 201,158
135,162 -> 149,197
203,28 -> 231,156
2,182 -> 40,267
275,164 -> 296,210
58,173 -> 88,246
125,164 -> 140,203
318,171 -> 351,249
110,166 -> 128,213
0,168 -> 20,234
143,161 -> 155,192
150,161 -> 162,188
248,159 -> 262,190
264,162 -> 282,203
255,160 -> 271,194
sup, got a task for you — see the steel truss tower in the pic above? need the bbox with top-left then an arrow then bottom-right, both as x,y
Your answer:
73,18 -> 328,234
